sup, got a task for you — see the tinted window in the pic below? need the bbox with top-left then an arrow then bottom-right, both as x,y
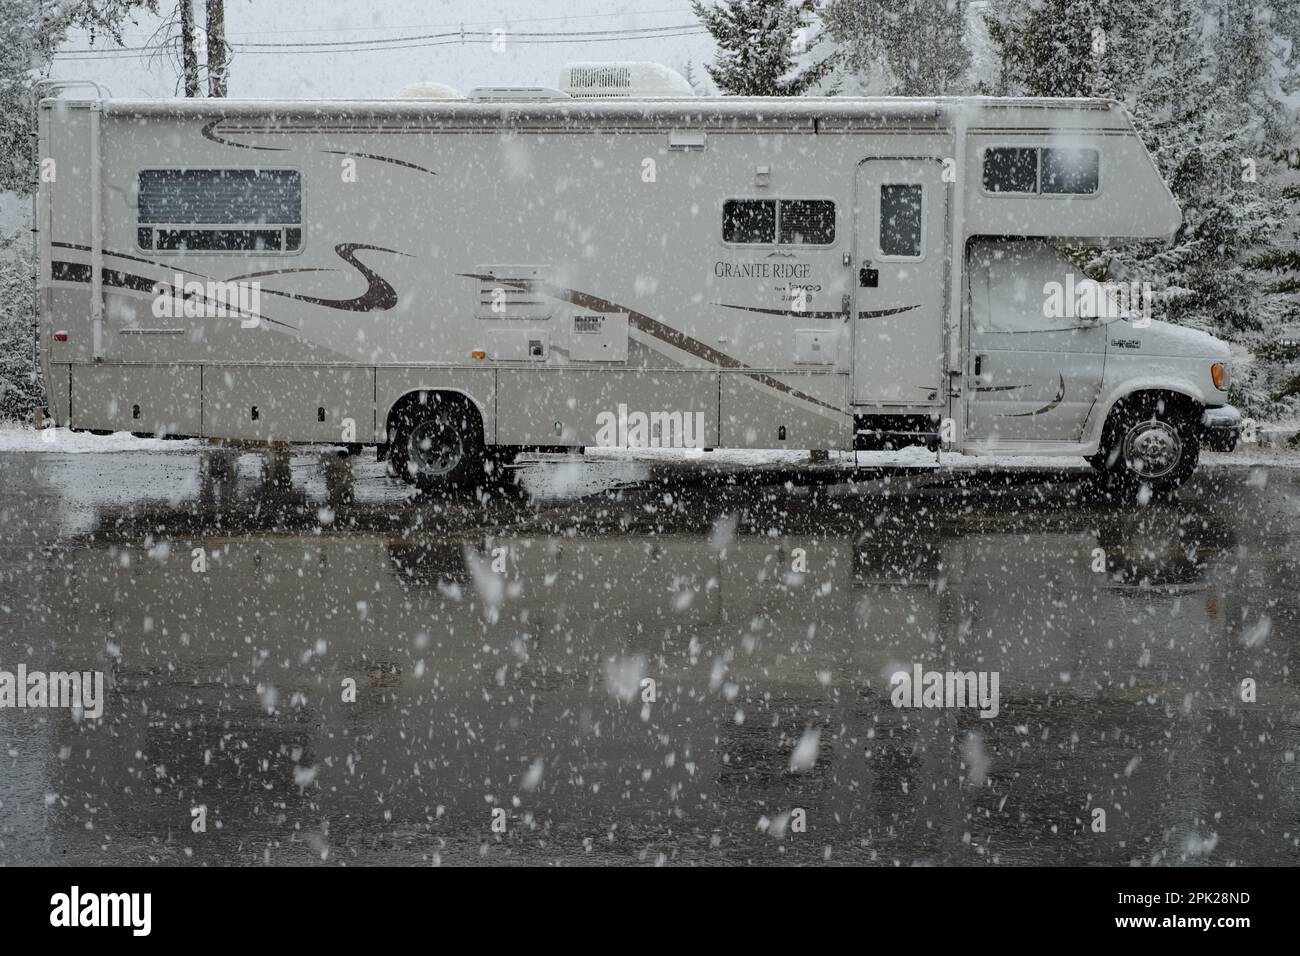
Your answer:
982,147 -> 1038,193
139,168 -> 302,224
138,169 -> 302,253
723,200 -> 776,243
880,184 -> 923,257
154,228 -> 284,252
1041,147 -> 1100,194
778,200 -> 835,244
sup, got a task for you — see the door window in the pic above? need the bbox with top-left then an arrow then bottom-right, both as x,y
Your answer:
879,184 -> 923,258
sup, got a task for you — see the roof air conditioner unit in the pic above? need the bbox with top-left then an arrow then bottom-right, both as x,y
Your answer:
561,62 -> 694,99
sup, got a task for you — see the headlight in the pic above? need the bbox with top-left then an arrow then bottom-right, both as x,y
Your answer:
1211,362 -> 1227,390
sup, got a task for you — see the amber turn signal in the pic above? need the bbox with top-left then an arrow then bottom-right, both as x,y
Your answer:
1211,362 -> 1227,390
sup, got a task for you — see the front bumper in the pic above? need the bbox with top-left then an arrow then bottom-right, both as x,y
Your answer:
1200,404 -> 1242,452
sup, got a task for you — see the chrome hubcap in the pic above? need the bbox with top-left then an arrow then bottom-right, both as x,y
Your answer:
407,418 -> 463,478
1122,420 -> 1181,479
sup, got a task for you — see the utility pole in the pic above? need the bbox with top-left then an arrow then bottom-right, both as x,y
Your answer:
180,0 -> 200,97
205,0 -> 227,97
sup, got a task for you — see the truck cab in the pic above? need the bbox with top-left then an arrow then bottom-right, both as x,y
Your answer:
963,239 -> 1240,491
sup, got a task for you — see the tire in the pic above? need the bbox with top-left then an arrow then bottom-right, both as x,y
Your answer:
388,393 -> 484,491
1094,394 -> 1199,495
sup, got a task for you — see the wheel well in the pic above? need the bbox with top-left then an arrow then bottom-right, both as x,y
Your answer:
384,390 -> 485,447
1102,389 -> 1203,432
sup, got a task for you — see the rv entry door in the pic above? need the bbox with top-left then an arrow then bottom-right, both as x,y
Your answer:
851,158 -> 949,407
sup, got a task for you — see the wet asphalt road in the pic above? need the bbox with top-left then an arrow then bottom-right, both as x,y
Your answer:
1,444 -> 1298,866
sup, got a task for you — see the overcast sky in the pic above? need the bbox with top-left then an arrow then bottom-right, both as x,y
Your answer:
49,0 -> 720,99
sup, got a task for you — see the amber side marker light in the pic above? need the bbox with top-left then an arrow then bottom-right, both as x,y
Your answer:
471,349 -> 487,360
1211,362 -> 1227,390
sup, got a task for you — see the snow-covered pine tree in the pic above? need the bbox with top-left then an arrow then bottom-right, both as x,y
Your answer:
823,0 -> 972,95
0,238 -> 39,423
984,0 -> 1118,97
985,0 -> 1299,416
691,0 -> 837,95
2,0 -> 158,194
0,0 -> 39,196
0,0 -> 41,422
0,1 -> 156,422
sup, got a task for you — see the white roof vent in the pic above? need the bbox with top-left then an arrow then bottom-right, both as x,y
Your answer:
467,87 -> 571,103
398,82 -> 463,100
561,62 -> 694,99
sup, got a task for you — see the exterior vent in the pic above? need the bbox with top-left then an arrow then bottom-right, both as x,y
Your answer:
475,265 -> 553,320
561,62 -> 694,99
467,87 -> 571,103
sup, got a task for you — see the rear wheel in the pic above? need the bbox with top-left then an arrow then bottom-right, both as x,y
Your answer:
1094,394 -> 1199,495
389,394 -> 484,491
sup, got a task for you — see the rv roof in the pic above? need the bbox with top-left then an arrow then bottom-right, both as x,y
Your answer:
45,95 -> 1128,132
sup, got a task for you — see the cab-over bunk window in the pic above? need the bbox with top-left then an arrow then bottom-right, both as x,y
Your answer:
137,168 -> 303,252
982,146 -> 1099,195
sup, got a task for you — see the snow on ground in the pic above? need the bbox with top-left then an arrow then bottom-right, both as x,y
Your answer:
1,424 -> 1296,468
581,443 -> 1295,469
0,425 -> 200,453
583,444 -> 1087,470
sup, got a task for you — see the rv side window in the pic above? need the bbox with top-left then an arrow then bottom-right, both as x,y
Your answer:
1040,147 -> 1100,194
137,168 -> 303,253
723,199 -> 835,245
723,200 -> 776,243
982,147 -> 1100,195
879,184 -> 923,258
982,148 -> 1038,193
778,200 -> 835,245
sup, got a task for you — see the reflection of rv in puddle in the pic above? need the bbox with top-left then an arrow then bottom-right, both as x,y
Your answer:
1095,510 -> 1234,587
34,497 -> 1239,862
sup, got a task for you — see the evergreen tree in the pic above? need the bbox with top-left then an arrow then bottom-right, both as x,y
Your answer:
0,1 -> 155,420
1,0 -> 158,194
692,0 -> 837,95
985,0 -> 1115,97
823,0 -> 972,95
0,237 -> 40,423
0,0 -> 39,195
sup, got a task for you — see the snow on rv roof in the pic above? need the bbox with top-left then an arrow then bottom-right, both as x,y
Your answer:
48,95 -> 1127,131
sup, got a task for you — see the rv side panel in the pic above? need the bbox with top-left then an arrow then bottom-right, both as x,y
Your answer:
201,366 -> 376,442
496,368 -> 719,448
71,362 -> 201,436
720,370 -> 848,449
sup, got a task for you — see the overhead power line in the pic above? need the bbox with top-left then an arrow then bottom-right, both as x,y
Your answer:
81,8 -> 693,40
54,23 -> 708,58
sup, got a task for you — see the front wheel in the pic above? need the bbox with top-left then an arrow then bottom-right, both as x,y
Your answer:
389,395 -> 484,491
1093,395 -> 1200,496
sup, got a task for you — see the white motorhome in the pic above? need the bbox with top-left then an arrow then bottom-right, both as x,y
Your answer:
35,64 -> 1241,493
